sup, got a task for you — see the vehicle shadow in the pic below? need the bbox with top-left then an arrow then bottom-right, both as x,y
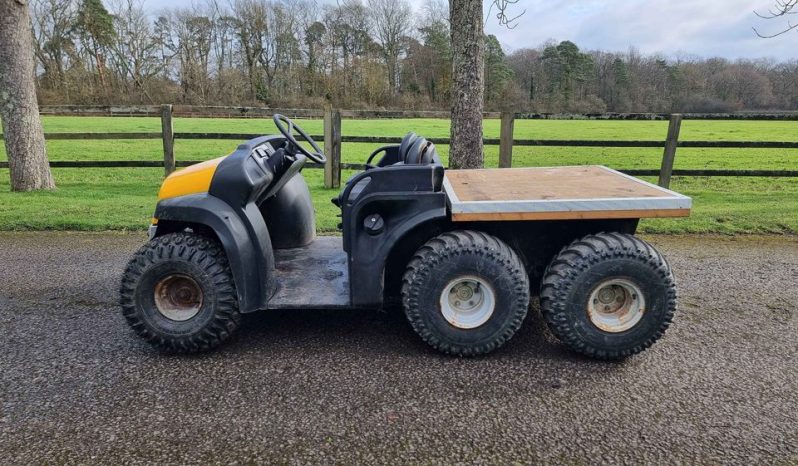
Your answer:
227,300 -> 623,371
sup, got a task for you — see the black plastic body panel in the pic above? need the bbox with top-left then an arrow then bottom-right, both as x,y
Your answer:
209,135 -> 286,206
154,193 -> 276,314
260,174 -> 316,249
339,162 -> 447,307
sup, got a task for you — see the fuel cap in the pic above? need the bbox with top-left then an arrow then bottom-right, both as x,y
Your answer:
363,214 -> 385,235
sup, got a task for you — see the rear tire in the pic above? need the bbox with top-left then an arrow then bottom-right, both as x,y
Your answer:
402,230 -> 529,356
119,232 -> 240,353
540,232 -> 677,360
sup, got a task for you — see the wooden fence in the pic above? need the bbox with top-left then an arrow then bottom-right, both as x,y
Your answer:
2,104 -> 797,189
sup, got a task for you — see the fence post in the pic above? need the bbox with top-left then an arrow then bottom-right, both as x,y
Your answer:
324,105 -> 342,189
658,113 -> 682,188
161,104 -> 175,176
499,112 -> 515,168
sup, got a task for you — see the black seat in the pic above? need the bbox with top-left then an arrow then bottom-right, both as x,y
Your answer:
404,137 -> 427,164
418,142 -> 438,164
398,132 -> 419,162
365,132 -> 418,168
404,138 -> 439,165
332,132 -> 439,209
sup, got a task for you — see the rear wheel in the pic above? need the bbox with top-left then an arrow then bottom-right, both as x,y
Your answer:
402,230 -> 529,356
540,232 -> 677,360
119,232 -> 240,353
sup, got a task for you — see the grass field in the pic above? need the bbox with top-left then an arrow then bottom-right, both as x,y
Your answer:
1,116 -> 797,234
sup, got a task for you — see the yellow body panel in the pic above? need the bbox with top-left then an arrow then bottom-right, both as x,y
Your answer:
157,156 -> 226,201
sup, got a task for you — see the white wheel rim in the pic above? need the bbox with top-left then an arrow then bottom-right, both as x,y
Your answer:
439,276 -> 496,329
587,278 -> 646,333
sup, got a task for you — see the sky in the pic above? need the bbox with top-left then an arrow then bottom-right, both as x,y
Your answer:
142,0 -> 797,61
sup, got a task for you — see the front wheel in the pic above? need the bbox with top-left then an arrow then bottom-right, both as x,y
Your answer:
119,232 -> 241,353
540,232 -> 677,360
402,231 -> 530,356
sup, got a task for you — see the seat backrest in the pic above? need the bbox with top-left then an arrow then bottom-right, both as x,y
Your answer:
404,137 -> 429,164
405,138 -> 441,165
418,142 -> 439,165
398,132 -> 418,163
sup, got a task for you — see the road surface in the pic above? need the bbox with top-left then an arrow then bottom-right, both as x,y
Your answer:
1,232 -> 796,464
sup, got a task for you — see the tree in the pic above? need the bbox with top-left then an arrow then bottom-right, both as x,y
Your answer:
0,0 -> 56,191
484,34 -> 512,107
31,0 -> 77,94
107,0 -> 163,103
541,41 -> 593,108
448,0 -> 484,169
449,0 -> 522,169
406,10 -> 451,104
75,0 -> 115,93
753,0 -> 798,38
505,47 -> 541,106
368,0 -> 413,95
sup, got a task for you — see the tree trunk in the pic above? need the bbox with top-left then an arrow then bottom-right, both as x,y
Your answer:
0,0 -> 55,191
449,0 -> 484,169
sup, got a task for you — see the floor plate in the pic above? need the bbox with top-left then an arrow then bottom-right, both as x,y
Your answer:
270,236 -> 350,309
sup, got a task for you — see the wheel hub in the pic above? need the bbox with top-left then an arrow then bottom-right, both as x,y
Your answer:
440,276 -> 496,329
154,274 -> 203,321
587,278 -> 645,333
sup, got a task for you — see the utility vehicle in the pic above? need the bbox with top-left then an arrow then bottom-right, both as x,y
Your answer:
120,115 -> 691,359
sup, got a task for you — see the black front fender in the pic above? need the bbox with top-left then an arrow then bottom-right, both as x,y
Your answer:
153,194 -> 275,313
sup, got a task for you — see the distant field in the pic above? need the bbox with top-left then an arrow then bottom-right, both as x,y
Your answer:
0,116 -> 797,234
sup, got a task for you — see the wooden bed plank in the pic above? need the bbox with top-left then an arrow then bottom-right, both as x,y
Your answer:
443,165 -> 692,222
445,166 -> 671,202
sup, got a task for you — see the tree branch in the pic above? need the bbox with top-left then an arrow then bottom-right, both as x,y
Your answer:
486,0 -> 526,30
753,0 -> 798,37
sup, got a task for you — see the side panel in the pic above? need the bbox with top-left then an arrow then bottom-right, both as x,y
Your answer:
347,193 -> 447,307
339,163 -> 446,308
154,193 -> 276,313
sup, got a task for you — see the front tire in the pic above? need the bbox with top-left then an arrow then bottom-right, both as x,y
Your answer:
119,232 -> 240,353
540,232 -> 677,360
402,231 -> 530,356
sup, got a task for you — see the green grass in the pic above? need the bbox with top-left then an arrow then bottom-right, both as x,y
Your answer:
0,116 -> 797,234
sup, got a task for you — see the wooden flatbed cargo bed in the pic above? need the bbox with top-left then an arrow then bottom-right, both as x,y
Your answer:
443,165 -> 692,222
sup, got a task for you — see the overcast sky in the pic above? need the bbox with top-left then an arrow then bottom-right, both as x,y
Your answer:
142,0 -> 796,61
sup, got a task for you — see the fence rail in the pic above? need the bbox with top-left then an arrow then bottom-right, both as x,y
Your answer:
15,131 -> 798,149
2,105 -> 798,188
36,104 -> 798,121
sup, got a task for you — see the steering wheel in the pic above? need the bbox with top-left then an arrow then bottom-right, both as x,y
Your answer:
272,114 -> 327,164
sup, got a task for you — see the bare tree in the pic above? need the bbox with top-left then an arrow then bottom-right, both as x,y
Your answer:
231,0 -> 273,101
368,0 -> 413,95
753,0 -> 798,38
0,0 -> 56,191
30,0 -> 77,92
323,0 -> 372,100
107,0 -> 163,102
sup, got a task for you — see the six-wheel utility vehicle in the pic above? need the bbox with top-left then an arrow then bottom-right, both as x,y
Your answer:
120,115 -> 692,359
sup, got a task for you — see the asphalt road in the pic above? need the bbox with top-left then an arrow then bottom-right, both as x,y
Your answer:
1,232 -> 796,465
